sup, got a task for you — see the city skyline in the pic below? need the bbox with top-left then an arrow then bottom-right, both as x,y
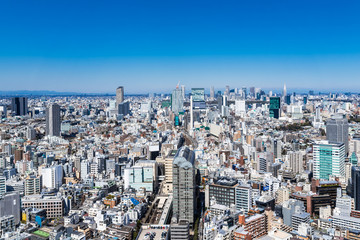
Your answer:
1,0 -> 360,93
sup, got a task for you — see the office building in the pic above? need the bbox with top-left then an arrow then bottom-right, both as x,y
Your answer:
22,195 -> 64,218
171,88 -> 184,115
292,211 -> 310,231
26,126 -> 36,140
282,199 -> 305,227
352,166 -> 360,210
326,114 -> 349,155
235,183 -> 252,213
46,103 -> 61,136
313,140 -> 345,180
81,160 -> 90,180
118,101 -> 130,115
181,85 -> 185,99
269,97 -> 280,119
209,178 -> 237,207
116,86 -> 124,107
242,87 -> 247,99
350,138 -> 360,160
41,165 -> 63,189
210,86 -> 215,99
124,164 -> 154,192
0,192 -> 21,225
11,97 -> 28,116
235,99 -> 246,117
173,147 -> 196,226
272,139 -> 282,159
0,105 -> 7,118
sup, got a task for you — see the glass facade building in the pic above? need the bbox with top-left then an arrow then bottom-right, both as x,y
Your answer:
313,141 -> 345,180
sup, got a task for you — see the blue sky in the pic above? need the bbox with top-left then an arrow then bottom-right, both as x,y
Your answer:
0,0 -> 360,93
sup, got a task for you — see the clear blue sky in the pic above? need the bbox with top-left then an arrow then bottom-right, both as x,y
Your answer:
1,0 -> 360,93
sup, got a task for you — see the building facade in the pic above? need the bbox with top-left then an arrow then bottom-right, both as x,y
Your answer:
172,147 -> 196,226
313,141 -> 345,180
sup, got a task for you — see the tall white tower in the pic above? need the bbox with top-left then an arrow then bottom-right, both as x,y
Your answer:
283,83 -> 287,97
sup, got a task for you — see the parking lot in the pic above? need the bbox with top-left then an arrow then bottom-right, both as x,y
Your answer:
137,226 -> 169,240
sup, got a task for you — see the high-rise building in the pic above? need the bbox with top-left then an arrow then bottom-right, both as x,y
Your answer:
0,192 -> 21,225
24,175 -> 42,195
81,160 -> 90,180
350,139 -> 360,161
352,166 -> 360,210
11,97 -> 28,116
313,140 -> 345,180
289,151 -> 304,173
326,115 -> 349,155
118,101 -> 130,115
235,183 -> 252,213
46,103 -> 61,136
41,165 -> 63,189
210,86 -> 215,99
116,86 -> 124,108
269,97 -> 280,119
225,85 -> 230,96
283,83 -> 287,97
272,139 -> 282,159
242,87 -> 247,99
181,85 -> 185,100
26,126 -> 36,140
235,99 -> 246,117
249,87 -> 255,97
173,147 -> 196,226
171,88 -> 184,115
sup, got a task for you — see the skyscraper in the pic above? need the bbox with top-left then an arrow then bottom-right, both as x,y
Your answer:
171,88 -> 184,115
46,103 -> 61,136
11,97 -> 28,116
269,97 -> 281,119
242,87 -> 247,99
116,86 -> 124,108
283,83 -> 287,97
326,114 -> 349,155
313,140 -> 345,180
173,146 -> 196,226
210,86 -> 215,99
181,85 -> 185,100
272,139 -> 282,159
225,85 -> 230,96
352,166 -> 360,210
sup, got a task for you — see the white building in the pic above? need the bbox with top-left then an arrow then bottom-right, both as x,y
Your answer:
40,165 -> 63,189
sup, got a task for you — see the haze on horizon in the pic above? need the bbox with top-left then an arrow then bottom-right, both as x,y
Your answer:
0,0 -> 360,94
